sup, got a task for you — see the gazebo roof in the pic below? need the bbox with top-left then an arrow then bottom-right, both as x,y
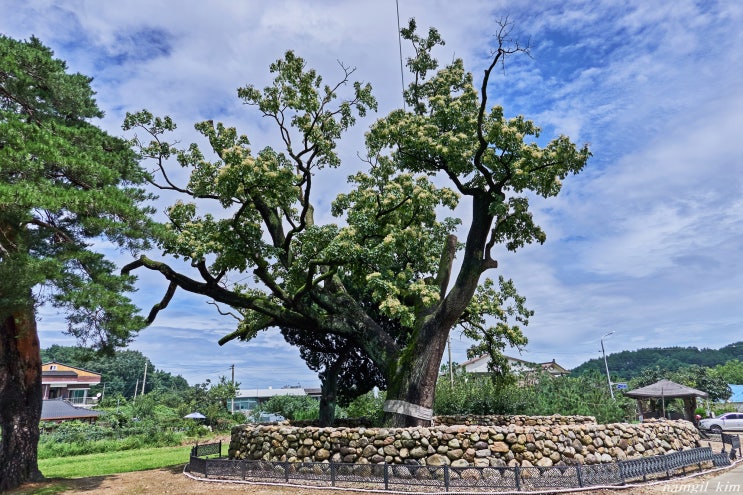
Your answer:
624,379 -> 708,399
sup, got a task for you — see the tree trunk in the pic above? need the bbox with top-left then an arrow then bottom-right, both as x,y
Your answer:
383,320 -> 450,427
318,371 -> 337,427
0,307 -> 44,492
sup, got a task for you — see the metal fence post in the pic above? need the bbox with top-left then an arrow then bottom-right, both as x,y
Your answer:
576,463 -> 583,487
331,461 -> 336,487
241,459 -> 246,480
514,465 -> 521,491
444,465 -> 450,492
284,461 -> 290,483
664,455 -> 670,479
384,463 -> 389,491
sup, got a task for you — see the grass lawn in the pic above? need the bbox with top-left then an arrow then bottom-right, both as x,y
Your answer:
38,442 -> 227,479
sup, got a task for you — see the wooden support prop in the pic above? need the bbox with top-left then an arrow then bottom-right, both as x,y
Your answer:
383,400 -> 433,421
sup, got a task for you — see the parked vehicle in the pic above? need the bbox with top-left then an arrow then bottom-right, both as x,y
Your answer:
698,412 -> 743,433
247,412 -> 286,423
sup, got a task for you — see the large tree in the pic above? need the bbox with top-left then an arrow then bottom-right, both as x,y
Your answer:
124,20 -> 589,427
0,36 -> 153,490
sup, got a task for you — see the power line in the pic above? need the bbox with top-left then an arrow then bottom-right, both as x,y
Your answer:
395,0 -> 406,109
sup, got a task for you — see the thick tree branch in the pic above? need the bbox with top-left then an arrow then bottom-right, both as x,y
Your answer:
146,281 -> 176,324
434,234 -> 457,298
121,256 -> 307,326
438,193 -> 494,327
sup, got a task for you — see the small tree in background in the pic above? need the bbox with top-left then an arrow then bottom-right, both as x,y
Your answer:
257,394 -> 320,422
712,359 -> 743,386
344,390 -> 386,426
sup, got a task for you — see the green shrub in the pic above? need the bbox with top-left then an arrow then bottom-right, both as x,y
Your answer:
38,422 -> 184,459
259,394 -> 319,421
432,370 -> 634,423
435,374 -> 526,416
344,390 -> 386,425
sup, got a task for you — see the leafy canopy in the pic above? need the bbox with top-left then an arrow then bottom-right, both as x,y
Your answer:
123,20 -> 589,398
0,35 -> 155,349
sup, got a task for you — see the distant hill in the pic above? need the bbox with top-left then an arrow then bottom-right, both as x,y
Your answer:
571,342 -> 743,380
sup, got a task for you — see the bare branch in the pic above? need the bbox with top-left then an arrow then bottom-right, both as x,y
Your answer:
145,281 -> 176,324
206,300 -> 242,321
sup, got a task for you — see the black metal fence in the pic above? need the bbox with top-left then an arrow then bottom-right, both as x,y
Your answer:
191,440 -> 222,458
722,433 -> 741,460
187,445 -> 731,492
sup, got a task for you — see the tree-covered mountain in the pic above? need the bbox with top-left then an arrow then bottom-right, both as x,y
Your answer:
41,345 -> 189,398
571,342 -> 743,380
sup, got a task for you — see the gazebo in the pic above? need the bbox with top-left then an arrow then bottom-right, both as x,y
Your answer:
624,379 -> 708,421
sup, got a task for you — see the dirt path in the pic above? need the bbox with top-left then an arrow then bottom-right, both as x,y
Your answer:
10,466 -> 341,495
7,463 -> 736,495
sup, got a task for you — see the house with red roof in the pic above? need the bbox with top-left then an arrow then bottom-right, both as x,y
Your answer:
42,362 -> 102,407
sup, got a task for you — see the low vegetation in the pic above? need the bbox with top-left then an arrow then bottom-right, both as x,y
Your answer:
38,445 -> 192,479
38,422 -> 185,459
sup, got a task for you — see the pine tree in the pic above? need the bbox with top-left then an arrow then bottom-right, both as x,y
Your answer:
0,35 -> 154,490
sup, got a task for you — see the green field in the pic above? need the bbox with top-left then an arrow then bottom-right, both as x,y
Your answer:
38,443 -> 226,479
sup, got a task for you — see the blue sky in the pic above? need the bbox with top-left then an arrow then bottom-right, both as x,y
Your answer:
2,0 -> 742,390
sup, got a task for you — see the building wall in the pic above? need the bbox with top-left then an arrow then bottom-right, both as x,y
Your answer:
41,362 -> 101,405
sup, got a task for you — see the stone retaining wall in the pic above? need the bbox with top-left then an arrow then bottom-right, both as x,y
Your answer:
229,418 -> 701,468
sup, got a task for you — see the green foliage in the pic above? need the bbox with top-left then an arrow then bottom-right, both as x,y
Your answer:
257,394 -> 320,421
36,373 -> 242,460
123,19 -> 588,423
0,34 -> 156,348
130,394 -> 157,420
434,370 -> 633,423
461,277 -> 531,384
435,374 -> 529,416
177,376 -> 241,430
0,33 -> 157,490
629,365 -> 732,402
573,342 -> 743,380
38,421 -> 183,459
712,359 -> 743,384
343,390 -> 386,426
529,371 -> 634,423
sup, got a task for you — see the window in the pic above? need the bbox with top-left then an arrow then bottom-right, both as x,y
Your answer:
69,389 -> 86,404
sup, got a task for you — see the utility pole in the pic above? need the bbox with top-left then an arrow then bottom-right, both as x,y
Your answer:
141,362 -> 148,397
447,336 -> 454,387
134,379 -> 139,400
601,331 -> 615,400
231,364 -> 235,414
